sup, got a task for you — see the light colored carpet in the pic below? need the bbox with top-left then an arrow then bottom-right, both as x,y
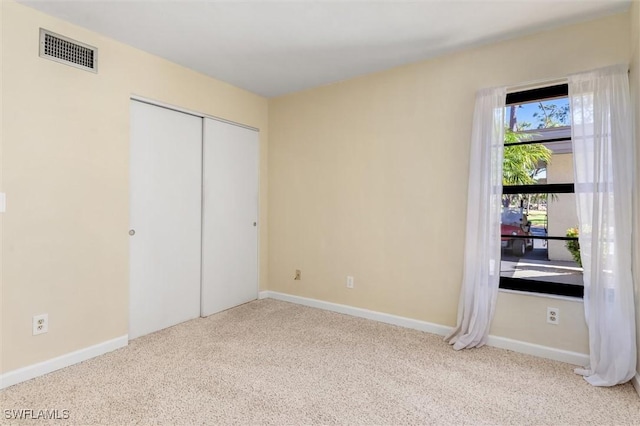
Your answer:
2,299 -> 640,425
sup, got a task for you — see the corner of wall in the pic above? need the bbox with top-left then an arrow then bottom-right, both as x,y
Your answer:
0,0 -> 6,376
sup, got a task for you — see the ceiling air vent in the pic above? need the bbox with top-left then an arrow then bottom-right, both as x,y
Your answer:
39,28 -> 98,73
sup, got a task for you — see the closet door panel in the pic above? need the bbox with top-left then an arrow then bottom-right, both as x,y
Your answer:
201,118 -> 258,316
129,101 -> 202,339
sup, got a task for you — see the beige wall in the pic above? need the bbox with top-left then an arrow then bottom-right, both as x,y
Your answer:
0,0 -> 269,373
268,13 -> 632,355
631,0 -> 640,375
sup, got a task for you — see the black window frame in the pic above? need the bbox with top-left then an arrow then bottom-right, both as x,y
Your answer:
500,83 -> 583,299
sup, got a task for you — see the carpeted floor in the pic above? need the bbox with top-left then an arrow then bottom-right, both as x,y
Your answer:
2,299 -> 640,425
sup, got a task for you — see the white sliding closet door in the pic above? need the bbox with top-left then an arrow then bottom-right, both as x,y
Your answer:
201,118 -> 259,317
129,100 -> 202,339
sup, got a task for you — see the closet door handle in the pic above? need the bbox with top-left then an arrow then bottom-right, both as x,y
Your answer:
253,222 -> 257,227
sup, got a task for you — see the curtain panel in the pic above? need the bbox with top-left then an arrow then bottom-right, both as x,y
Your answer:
446,87 -> 506,350
569,64 -> 636,386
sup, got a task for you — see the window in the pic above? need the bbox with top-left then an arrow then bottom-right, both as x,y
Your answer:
499,84 -> 583,298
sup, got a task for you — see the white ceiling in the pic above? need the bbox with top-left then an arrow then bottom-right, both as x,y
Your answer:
19,0 -> 631,98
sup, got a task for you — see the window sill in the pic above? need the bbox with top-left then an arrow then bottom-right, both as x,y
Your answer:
498,288 -> 583,303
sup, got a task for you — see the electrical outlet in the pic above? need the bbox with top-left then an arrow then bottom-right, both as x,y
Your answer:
294,269 -> 301,280
547,307 -> 559,325
346,276 -> 354,289
33,314 -> 49,335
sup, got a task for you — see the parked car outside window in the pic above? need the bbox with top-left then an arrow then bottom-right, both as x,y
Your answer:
501,208 -> 533,257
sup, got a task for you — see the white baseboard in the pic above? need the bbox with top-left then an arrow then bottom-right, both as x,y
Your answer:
485,335 -> 588,366
259,291 -> 452,336
0,335 -> 128,390
259,290 -> 590,366
632,373 -> 640,397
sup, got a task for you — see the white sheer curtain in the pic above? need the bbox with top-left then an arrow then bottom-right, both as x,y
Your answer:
569,64 -> 636,386
446,87 -> 505,350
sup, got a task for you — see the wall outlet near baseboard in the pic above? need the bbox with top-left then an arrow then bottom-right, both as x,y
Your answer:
346,276 -> 354,289
33,314 -> 49,335
294,269 -> 301,280
547,307 -> 559,325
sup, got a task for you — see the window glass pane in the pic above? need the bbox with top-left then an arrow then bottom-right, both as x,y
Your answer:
501,193 -> 578,238
505,97 -> 571,132
503,144 -> 549,185
547,192 -> 577,239
546,152 -> 574,183
503,149 -> 575,190
501,89 -> 582,294
500,256 -> 583,286
500,198 -> 583,287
